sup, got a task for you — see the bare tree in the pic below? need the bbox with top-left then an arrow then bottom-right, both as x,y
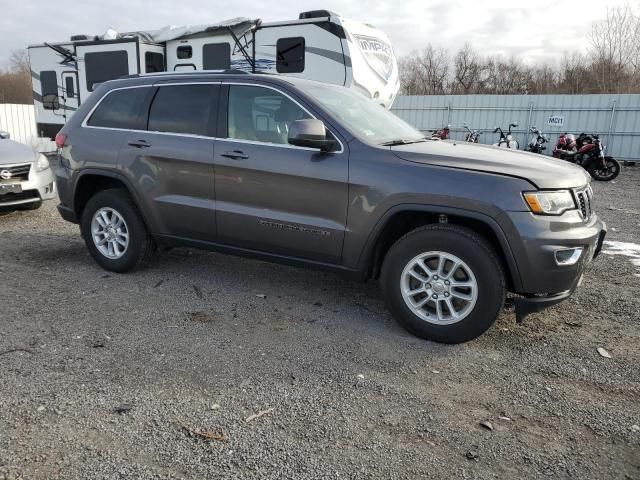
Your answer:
0,49 -> 33,104
452,43 -> 485,94
588,5 -> 640,92
399,45 -> 450,95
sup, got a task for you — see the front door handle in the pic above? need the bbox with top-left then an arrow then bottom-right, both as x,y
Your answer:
221,150 -> 249,160
128,140 -> 151,148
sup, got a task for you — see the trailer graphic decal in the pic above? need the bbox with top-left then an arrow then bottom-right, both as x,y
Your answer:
354,35 -> 394,81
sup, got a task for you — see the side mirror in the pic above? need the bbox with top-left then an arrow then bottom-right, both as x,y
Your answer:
288,119 -> 337,152
43,94 -> 60,111
0,131 -> 9,139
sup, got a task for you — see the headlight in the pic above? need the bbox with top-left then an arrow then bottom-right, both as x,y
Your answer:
523,190 -> 576,215
35,154 -> 50,172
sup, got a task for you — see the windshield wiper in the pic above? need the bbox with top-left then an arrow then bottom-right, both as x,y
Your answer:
380,138 -> 428,146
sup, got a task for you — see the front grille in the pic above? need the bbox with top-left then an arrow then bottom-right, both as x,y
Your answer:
574,186 -> 593,220
0,163 -> 31,181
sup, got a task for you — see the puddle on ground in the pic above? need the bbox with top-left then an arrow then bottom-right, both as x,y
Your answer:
602,240 -> 640,277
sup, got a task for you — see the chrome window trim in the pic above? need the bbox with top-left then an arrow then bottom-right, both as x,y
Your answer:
80,81 -> 345,154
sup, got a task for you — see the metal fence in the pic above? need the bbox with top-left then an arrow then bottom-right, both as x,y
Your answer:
0,103 -> 55,152
391,94 -> 640,161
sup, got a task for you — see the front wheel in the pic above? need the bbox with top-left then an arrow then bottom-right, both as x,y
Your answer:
589,156 -> 620,181
381,225 -> 506,344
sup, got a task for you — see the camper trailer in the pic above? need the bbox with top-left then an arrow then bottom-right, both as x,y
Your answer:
28,10 -> 399,139
28,37 -> 164,139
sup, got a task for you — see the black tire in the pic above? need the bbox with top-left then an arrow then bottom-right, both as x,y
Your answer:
589,156 -> 620,181
381,224 -> 506,344
80,188 -> 155,272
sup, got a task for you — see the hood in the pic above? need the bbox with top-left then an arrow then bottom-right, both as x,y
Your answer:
391,140 -> 590,189
0,139 -> 38,166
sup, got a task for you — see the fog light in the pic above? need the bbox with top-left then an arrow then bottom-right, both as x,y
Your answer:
554,247 -> 583,266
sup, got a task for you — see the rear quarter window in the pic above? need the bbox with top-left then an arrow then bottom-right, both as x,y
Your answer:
86,87 -> 149,129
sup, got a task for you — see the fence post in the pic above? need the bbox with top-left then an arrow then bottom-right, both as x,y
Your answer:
526,101 -> 534,146
606,100 -> 617,153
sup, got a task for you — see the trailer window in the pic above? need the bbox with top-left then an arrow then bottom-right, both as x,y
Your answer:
40,71 -> 58,109
65,76 -> 75,98
227,85 -> 310,144
177,46 -> 192,59
202,43 -> 230,70
276,37 -> 305,73
87,87 -> 149,129
145,52 -> 164,73
148,85 -> 215,136
85,51 -> 129,92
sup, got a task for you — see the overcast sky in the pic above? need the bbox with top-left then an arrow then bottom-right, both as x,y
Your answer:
0,0 -> 632,67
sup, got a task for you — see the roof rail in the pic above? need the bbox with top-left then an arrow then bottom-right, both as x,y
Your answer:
121,69 -> 251,79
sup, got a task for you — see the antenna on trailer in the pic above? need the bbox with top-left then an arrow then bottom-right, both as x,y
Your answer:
44,43 -> 76,67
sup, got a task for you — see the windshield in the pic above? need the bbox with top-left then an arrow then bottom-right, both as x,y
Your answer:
297,82 -> 425,145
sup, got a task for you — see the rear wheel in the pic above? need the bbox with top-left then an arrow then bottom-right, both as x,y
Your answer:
381,225 -> 506,343
80,189 -> 155,272
589,156 -> 620,181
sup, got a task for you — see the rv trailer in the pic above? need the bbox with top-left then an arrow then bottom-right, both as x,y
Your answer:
28,10 -> 399,139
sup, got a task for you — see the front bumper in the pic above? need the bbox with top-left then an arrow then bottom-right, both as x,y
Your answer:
505,210 -> 607,321
0,164 -> 56,207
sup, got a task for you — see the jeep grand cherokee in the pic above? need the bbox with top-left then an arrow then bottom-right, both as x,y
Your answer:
54,72 -> 606,343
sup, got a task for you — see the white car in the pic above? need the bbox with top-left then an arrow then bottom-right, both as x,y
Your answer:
0,133 -> 55,211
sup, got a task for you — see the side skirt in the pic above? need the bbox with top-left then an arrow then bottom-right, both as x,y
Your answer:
154,234 -> 366,281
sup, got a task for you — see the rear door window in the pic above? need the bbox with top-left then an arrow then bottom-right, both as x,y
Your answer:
85,51 -> 129,92
87,87 -> 149,129
147,85 -> 216,136
202,43 -> 230,70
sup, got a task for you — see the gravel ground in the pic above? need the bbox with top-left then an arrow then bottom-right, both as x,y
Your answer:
0,167 -> 639,480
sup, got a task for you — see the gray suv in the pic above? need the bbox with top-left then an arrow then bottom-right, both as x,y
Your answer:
54,71 -> 606,343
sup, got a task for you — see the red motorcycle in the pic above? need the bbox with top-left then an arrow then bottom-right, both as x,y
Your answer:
430,125 -> 450,140
552,133 -> 620,181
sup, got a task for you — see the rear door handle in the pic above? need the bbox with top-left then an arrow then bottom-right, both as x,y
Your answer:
128,140 -> 151,148
221,150 -> 249,160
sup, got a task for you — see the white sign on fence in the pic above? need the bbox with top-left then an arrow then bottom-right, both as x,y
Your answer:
547,115 -> 565,128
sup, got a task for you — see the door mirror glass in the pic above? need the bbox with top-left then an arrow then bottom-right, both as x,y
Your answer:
288,119 -> 337,152
42,94 -> 60,111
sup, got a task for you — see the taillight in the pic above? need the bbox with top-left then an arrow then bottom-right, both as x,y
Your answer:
55,133 -> 67,149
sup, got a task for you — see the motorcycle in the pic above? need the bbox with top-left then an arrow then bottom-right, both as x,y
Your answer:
493,122 -> 519,149
430,125 -> 450,140
462,123 -> 481,143
552,132 -> 620,181
525,126 -> 549,154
